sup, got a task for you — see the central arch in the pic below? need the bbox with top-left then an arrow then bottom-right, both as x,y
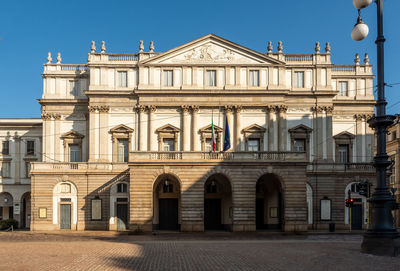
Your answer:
153,174 -> 181,231
255,174 -> 283,230
204,173 -> 232,231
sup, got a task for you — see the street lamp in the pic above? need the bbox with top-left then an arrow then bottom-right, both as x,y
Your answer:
351,0 -> 400,256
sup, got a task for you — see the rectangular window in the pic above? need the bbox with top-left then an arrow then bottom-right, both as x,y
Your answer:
2,141 -> 9,155
1,162 -> 10,178
338,144 -> 349,163
69,80 -> 79,96
249,70 -> 259,87
294,139 -> 305,152
163,138 -> 175,151
27,140 -> 35,155
163,70 -> 173,86
25,162 -> 31,178
117,139 -> 129,162
117,183 -> 127,193
294,71 -> 304,88
206,70 -> 217,86
118,71 -> 128,87
205,138 -> 212,152
247,139 -> 260,152
69,145 -> 81,162
338,81 -> 348,96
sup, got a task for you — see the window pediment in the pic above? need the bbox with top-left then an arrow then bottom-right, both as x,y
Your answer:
288,124 -> 312,134
333,131 -> 355,140
156,124 -> 180,133
199,124 -> 223,133
61,130 -> 84,139
110,124 -> 134,134
242,124 -> 266,134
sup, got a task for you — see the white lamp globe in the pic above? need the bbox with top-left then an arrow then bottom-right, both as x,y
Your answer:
353,0 -> 372,9
351,22 -> 369,41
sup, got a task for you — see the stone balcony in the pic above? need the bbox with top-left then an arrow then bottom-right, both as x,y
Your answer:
129,151 -> 307,163
307,162 -> 375,173
31,162 -> 129,173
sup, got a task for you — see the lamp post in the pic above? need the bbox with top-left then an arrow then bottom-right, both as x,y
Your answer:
351,0 -> 400,256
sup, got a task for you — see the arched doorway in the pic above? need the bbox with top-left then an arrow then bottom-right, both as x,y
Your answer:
53,181 -> 78,230
21,192 -> 31,229
204,174 -> 232,231
255,174 -> 283,230
0,192 -> 13,221
344,182 -> 366,230
153,174 -> 180,231
110,181 -> 129,231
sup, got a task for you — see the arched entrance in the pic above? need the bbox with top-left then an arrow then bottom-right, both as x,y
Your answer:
0,192 -> 13,221
345,182 -> 366,230
21,192 -> 31,228
256,174 -> 283,230
110,181 -> 129,231
53,181 -> 78,230
204,174 -> 232,231
153,174 -> 180,231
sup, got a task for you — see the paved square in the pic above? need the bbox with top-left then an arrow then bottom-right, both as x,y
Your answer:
1,232 -> 399,270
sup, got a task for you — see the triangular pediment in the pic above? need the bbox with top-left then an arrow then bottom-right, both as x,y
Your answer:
61,130 -> 84,139
333,131 -> 355,139
199,124 -> 223,133
110,124 -> 134,133
288,124 -> 313,133
242,124 -> 266,133
142,34 -> 285,65
156,124 -> 180,133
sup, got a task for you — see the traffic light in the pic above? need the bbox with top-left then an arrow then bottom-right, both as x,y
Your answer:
358,181 -> 368,197
345,198 -> 355,207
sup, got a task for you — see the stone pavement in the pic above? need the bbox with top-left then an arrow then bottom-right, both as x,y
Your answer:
0,231 -> 399,271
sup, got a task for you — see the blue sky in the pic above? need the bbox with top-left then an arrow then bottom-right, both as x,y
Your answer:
1,0 -> 399,118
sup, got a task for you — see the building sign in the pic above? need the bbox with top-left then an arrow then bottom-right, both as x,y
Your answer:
39,208 -> 47,218
320,198 -> 331,220
91,199 -> 102,220
14,203 -> 20,215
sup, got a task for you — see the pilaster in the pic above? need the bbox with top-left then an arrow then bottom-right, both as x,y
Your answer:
191,105 -> 200,151
98,106 -> 110,161
14,135 -> 21,184
278,105 -> 288,152
137,105 -> 147,151
234,105 -> 242,151
181,105 -> 190,151
148,105 -> 156,151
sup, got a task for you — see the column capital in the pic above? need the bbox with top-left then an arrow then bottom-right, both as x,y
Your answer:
224,105 -> 233,113
147,105 -> 156,113
98,105 -> 110,113
136,105 -> 146,113
41,111 -> 52,120
266,105 -> 278,113
277,105 -> 288,113
190,105 -> 199,113
88,106 -> 98,112
325,106 -> 334,114
181,105 -> 190,113
234,105 -> 243,113
311,105 -> 324,113
53,113 -> 62,120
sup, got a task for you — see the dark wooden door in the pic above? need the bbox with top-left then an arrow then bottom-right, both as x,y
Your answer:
351,204 -> 362,230
117,204 -> 128,230
159,198 -> 179,230
60,204 -> 71,229
204,198 -> 222,230
256,198 -> 264,229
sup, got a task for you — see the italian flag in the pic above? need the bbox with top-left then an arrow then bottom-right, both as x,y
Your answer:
211,116 -> 216,152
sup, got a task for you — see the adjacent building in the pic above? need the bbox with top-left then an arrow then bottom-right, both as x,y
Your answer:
387,118 -> 400,228
4,34 -> 376,232
0,119 -> 42,228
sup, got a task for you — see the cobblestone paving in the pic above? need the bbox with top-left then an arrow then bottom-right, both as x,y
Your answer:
1,232 -> 399,271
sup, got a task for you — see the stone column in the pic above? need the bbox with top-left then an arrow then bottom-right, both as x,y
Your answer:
224,105 -> 233,151
234,105 -> 242,151
137,105 -> 147,151
181,105 -> 190,151
325,106 -> 334,161
14,135 -> 21,184
355,114 -> 363,163
53,114 -> 61,162
312,106 -> 324,161
278,105 -> 288,152
267,106 -> 275,151
88,106 -> 97,162
147,105 -> 156,151
40,113 -> 48,161
191,105 -> 200,151
99,106 -> 110,161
